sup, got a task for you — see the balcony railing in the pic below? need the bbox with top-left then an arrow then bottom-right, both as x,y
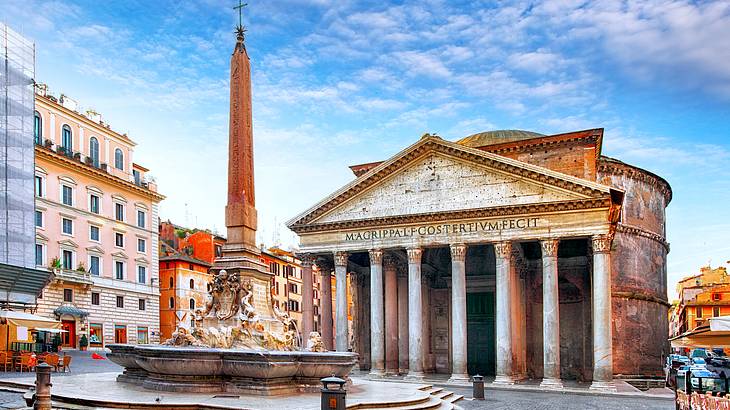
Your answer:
53,268 -> 94,285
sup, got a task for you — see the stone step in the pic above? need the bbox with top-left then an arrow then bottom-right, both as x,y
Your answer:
365,396 -> 445,410
447,394 -> 464,404
433,390 -> 453,401
423,386 -> 444,395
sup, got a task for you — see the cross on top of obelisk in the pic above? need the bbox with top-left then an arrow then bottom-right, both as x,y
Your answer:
233,0 -> 248,40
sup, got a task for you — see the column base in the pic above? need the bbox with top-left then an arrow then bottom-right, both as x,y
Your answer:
492,375 -> 515,385
399,368 -> 409,375
447,374 -> 470,384
589,380 -> 617,392
368,369 -> 385,379
539,378 -> 564,389
404,371 -> 425,381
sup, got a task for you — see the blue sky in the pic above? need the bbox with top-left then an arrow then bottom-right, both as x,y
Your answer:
4,0 -> 729,298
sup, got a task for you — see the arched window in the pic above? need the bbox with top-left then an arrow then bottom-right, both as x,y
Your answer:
34,111 -> 42,144
114,148 -> 124,170
89,137 -> 99,167
169,277 -> 174,288
189,279 -> 194,289
189,298 -> 195,310
61,125 -> 72,152
169,297 -> 175,309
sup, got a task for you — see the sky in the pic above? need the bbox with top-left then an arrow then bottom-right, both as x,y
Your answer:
3,0 -> 729,299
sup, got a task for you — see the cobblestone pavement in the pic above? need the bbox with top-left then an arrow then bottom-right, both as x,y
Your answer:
0,391 -> 25,409
452,387 -> 673,409
0,349 -> 120,379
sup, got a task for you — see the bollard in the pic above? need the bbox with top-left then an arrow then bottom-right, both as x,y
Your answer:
34,362 -> 53,410
472,374 -> 485,400
320,375 -> 346,410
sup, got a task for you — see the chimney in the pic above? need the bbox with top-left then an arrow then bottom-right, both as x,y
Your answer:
35,83 -> 48,96
59,94 -> 78,112
85,109 -> 102,124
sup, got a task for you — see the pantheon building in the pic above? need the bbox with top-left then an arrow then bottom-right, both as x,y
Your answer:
287,129 -> 671,390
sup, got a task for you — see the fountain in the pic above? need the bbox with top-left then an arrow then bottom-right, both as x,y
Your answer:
107,13 -> 357,395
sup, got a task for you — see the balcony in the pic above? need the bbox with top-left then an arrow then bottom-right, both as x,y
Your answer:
52,268 -> 94,286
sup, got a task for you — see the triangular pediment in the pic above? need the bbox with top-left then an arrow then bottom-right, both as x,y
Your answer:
111,251 -> 128,260
57,239 -> 78,249
86,245 -> 105,254
288,135 -> 614,229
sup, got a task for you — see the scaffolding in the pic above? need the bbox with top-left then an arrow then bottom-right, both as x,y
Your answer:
0,23 -> 35,269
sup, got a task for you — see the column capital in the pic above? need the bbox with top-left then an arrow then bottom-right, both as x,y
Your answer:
540,239 -> 560,257
406,247 -> 422,264
334,251 -> 349,267
592,234 -> 613,254
450,243 -> 467,262
383,253 -> 399,271
299,253 -> 316,267
493,241 -> 512,259
369,249 -> 383,265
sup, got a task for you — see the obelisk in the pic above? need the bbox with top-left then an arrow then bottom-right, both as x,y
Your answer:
211,15 -> 275,327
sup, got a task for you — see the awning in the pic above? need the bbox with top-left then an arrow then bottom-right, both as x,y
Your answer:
0,262 -> 53,307
33,328 -> 67,333
670,316 -> 730,348
53,305 -> 88,319
0,310 -> 61,330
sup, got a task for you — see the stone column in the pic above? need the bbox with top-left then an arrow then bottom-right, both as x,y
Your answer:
405,247 -> 424,380
494,241 -> 514,385
368,249 -> 385,376
449,243 -> 469,383
319,259 -> 334,351
384,254 -> 399,374
590,235 -> 616,391
334,251 -> 349,352
300,254 -> 315,341
397,265 -> 409,374
540,239 -> 563,388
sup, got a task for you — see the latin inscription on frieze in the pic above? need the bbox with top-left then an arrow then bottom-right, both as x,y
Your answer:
344,217 -> 539,241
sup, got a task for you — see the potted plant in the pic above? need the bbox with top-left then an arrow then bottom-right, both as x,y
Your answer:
51,257 -> 62,270
79,334 -> 88,351
76,262 -> 86,272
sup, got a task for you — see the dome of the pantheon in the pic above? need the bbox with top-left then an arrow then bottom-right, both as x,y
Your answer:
456,129 -> 545,148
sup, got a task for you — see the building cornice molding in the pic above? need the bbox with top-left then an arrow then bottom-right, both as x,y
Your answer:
598,157 -> 672,204
288,136 -> 614,228
615,223 -> 670,253
291,198 -> 611,234
35,146 -> 164,202
481,131 -> 602,157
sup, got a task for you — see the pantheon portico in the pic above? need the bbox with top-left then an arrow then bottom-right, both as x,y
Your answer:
288,129 -> 671,389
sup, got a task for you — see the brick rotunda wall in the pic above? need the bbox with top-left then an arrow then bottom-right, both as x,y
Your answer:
598,157 -> 672,378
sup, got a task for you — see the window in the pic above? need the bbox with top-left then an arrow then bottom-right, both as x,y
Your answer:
116,296 -> 124,308
34,111 -> 42,144
89,255 -> 100,276
137,238 -> 146,253
289,283 -> 298,294
189,298 -> 195,310
137,327 -> 148,344
115,261 -> 124,280
62,185 -> 73,206
169,297 -> 175,308
714,306 -> 721,317
215,245 -> 222,257
90,225 -> 100,242
34,176 -> 44,197
133,169 -> 141,185
62,218 -> 73,235
91,292 -> 100,305
137,210 -> 146,228
115,232 -> 124,247
137,266 -> 146,283
35,210 -> 43,228
89,137 -> 99,167
115,203 -> 124,221
89,323 -> 103,346
89,194 -> 100,214
713,294 -> 722,301
61,124 -> 72,151
63,288 -> 73,302
138,299 -> 146,311
169,277 -> 174,288
114,148 -> 124,170
35,244 -> 44,266
696,306 -> 703,318
62,249 -> 73,269
189,279 -> 195,289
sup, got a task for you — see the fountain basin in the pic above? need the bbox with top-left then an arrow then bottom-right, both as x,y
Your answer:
107,344 -> 358,395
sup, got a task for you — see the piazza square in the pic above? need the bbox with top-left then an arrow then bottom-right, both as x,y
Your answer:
0,1 -> 728,409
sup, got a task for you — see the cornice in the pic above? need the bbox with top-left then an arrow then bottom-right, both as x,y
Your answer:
482,131 -> 602,157
291,198 -> 611,234
597,157 -> 672,204
615,223 -> 670,252
288,137 -> 611,228
35,145 -> 165,202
